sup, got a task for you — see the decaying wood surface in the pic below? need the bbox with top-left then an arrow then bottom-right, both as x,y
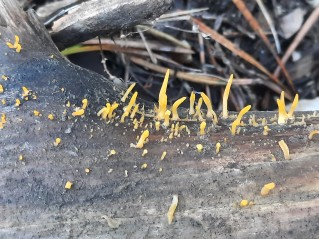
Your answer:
49,0 -> 173,50
0,1 -> 319,238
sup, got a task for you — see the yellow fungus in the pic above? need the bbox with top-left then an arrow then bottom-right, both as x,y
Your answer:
97,103 -> 111,119
278,140 -> 290,160
222,74 -> 233,119
287,94 -> 299,119
15,99 -> 21,107
19,155 -> 23,161
171,97 -> 186,121
130,103 -> 139,119
157,69 -> 170,120
261,182 -> 276,196
108,102 -> 119,119
124,91 -> 138,115
109,149 -> 117,156
160,151 -> 167,160
189,91 -> 195,115
216,142 -> 221,154
277,91 -> 288,124
120,112 -> 128,123
240,200 -> 249,207
1,113 -> 6,124
231,105 -> 251,135
82,98 -> 88,109
195,97 -> 204,121
72,108 -> 85,117
196,144 -> 203,152
16,44 -> 22,53
0,84 -> 3,93
163,110 -> 171,127
263,126 -> 270,136
200,92 -> 218,124
135,130 -> 149,148
141,163 -> 148,169
22,86 -> 29,97
66,101 -> 71,107
199,121 -> 206,135
174,122 -> 180,136
6,35 -> 22,52
155,121 -> 160,131
54,138 -> 61,146
48,114 -> 54,120
65,181 -> 73,189
1,75 -> 8,81
1,99 -> 5,105
142,149 -> 148,156
309,130 -> 319,140
33,110 -> 41,117
121,83 -> 136,102
167,195 -> 178,224
85,168 -> 90,174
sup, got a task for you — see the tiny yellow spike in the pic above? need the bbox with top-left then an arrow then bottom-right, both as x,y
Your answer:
108,102 -> 119,119
82,98 -> 88,109
200,92 -> 218,124
124,91 -> 138,114
231,105 -> 251,135
164,110 -> 171,127
157,69 -> 170,120
135,130 -> 150,148
287,94 -> 299,119
222,74 -> 233,119
278,140 -> 290,160
130,103 -> 139,119
189,92 -> 195,115
121,83 -> 136,102
171,97 -> 186,121
72,108 -> 85,117
199,121 -> 206,135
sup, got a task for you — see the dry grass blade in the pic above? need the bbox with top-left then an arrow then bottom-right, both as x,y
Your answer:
232,0 -> 296,93
274,6 -> 319,77
191,17 -> 293,100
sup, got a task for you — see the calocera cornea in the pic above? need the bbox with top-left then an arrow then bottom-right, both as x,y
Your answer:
0,84 -> 4,93
157,69 -> 170,120
195,97 -> 204,121
201,92 -> 218,124
263,126 -> 270,136
199,121 -> 206,135
72,108 -> 85,117
135,130 -> 149,148
167,195 -> 178,224
65,181 -> 73,189
155,121 -> 160,131
6,35 -> 22,53
222,74 -> 233,119
231,105 -> 251,135
164,110 -> 171,127
260,182 -> 276,196
171,97 -> 186,121
48,114 -> 54,120
278,140 -> 290,160
97,103 -> 111,120
121,91 -> 138,122
54,138 -> 61,146
189,91 -> 195,115
277,91 -> 299,124
121,83 -> 136,102
160,151 -> 167,160
82,99 -> 88,110
15,99 -> 21,107
216,142 -> 221,154
108,102 -> 119,119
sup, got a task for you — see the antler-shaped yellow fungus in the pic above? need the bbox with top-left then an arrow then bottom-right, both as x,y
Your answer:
164,110 -> 171,127
135,130 -> 149,148
278,140 -> 290,160
189,91 -> 196,115
7,35 -> 22,53
287,94 -> 299,119
124,91 -> 138,115
130,104 -> 139,119
155,121 -> 160,131
72,108 -> 85,117
309,130 -> 319,140
200,92 -> 218,124
216,142 -> 221,153
195,97 -> 204,121
260,182 -> 276,196
171,97 -> 186,121
121,83 -> 136,102
222,74 -> 233,119
157,69 -> 170,120
108,102 -> 119,119
97,103 -> 111,119
231,105 -> 251,135
277,91 -> 288,124
199,121 -> 206,135
82,98 -> 88,109
54,137 -> 61,146
22,86 -> 30,98
167,195 -> 178,224
15,99 -> 21,107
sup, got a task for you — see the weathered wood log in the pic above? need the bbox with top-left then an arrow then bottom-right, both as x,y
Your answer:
49,0 -> 173,50
1,1 -> 319,238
